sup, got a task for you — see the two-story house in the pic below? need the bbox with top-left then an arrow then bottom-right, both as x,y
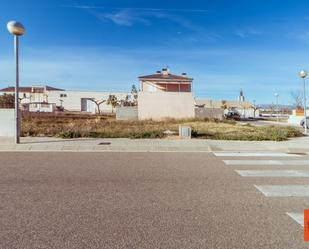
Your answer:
137,68 -> 196,120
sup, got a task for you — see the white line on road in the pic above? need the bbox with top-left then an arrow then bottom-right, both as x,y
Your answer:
224,160 -> 283,165
286,212 -> 304,227
237,170 -> 309,177
255,185 -> 309,197
214,152 -> 300,157
224,160 -> 309,165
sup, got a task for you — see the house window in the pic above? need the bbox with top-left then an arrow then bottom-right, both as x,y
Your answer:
60,94 -> 67,98
23,93 -> 27,98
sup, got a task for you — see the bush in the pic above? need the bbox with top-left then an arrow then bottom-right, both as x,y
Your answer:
129,131 -> 164,139
0,94 -> 14,108
57,131 -> 82,139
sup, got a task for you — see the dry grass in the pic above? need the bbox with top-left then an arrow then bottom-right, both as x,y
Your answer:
21,112 -> 303,141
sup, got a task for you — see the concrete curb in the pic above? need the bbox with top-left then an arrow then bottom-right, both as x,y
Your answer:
0,145 -> 212,152
1,137 -> 309,153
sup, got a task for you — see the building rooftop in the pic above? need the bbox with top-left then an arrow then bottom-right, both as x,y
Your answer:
0,85 -> 64,92
139,68 -> 193,82
0,86 -> 33,93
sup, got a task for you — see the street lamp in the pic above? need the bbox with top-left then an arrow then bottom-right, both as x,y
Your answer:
7,21 -> 25,144
299,70 -> 308,134
274,93 -> 279,123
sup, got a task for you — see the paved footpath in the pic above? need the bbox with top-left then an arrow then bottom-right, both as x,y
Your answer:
1,152 -> 309,248
1,136 -> 309,153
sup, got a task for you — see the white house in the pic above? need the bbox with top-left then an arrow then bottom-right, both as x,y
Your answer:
0,85 -> 130,113
48,90 -> 129,113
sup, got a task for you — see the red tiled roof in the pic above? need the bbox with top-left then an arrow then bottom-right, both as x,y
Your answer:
139,73 -> 193,82
0,85 -> 64,92
0,86 -> 32,92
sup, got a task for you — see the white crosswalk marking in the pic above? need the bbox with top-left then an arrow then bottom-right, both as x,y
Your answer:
224,160 -> 309,165
236,170 -> 309,177
224,160 -> 283,165
214,152 -> 300,157
213,151 -> 309,227
286,213 -> 304,227
255,185 -> 309,197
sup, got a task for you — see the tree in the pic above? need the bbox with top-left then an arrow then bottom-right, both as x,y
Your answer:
106,95 -> 118,113
221,100 -> 228,110
131,84 -> 138,95
131,84 -> 138,106
253,105 -> 259,118
87,99 -> 106,114
290,91 -> 303,110
0,94 -> 14,108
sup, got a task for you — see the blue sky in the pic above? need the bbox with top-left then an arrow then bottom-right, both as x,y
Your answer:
1,0 -> 309,104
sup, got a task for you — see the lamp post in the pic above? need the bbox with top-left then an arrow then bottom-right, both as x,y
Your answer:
274,93 -> 279,123
7,21 -> 25,144
300,70 -> 308,134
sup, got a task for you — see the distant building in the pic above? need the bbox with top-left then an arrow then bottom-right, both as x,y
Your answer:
195,99 -> 259,118
139,68 -> 192,93
238,89 -> 245,102
136,68 -> 195,120
0,85 -> 129,113
0,85 -> 64,112
48,90 -> 129,113
0,85 -> 63,103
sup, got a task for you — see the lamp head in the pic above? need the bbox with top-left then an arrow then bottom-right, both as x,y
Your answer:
300,70 -> 308,79
7,21 -> 25,36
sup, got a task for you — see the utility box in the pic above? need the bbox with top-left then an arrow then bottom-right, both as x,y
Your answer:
179,125 -> 192,139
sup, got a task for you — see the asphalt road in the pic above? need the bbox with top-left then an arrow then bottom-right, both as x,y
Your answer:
0,152 -> 308,249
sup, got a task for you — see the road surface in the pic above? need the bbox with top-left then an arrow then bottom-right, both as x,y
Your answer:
0,152 -> 308,248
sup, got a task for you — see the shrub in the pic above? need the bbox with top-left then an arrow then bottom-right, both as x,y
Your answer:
57,131 -> 82,139
0,94 -> 14,108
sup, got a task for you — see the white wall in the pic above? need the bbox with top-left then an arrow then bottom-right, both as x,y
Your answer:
236,108 -> 258,118
48,90 -> 130,113
0,109 -> 15,137
138,92 -> 195,120
288,110 -> 309,126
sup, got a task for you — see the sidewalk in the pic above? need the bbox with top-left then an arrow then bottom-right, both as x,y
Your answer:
0,136 -> 309,153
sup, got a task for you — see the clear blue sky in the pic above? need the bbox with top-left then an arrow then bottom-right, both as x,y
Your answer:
1,0 -> 309,104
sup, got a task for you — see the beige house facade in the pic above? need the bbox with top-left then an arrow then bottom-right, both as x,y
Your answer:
137,68 -> 195,120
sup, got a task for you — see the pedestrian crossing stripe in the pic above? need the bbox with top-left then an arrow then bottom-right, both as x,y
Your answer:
214,152 -> 300,157
287,212 -> 304,227
255,185 -> 309,197
236,170 -> 309,177
223,160 -> 309,165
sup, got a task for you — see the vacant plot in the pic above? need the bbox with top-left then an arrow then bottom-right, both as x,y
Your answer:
21,112 -> 303,141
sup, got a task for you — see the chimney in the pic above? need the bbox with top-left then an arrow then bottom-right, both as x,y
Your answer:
162,67 -> 169,75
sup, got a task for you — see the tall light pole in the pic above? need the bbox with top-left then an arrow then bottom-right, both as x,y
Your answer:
300,70 -> 308,134
274,93 -> 279,123
7,21 -> 25,144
